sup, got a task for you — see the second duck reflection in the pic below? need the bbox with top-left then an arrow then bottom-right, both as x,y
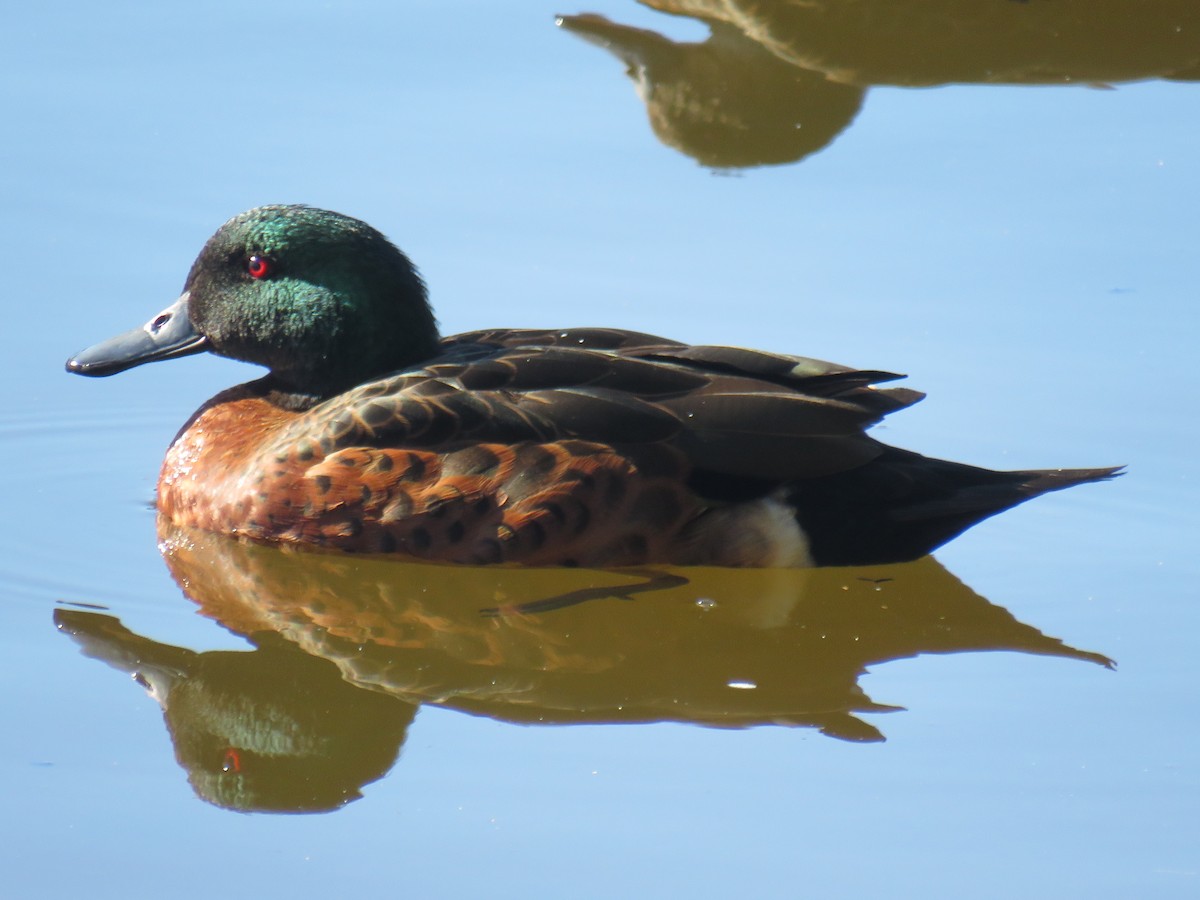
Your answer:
56,521 -> 1109,815
560,0 -> 1200,168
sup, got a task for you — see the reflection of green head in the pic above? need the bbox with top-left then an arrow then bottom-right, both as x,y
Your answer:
164,645 -> 416,814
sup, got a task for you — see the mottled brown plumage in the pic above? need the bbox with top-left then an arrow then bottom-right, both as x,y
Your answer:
157,327 -> 924,565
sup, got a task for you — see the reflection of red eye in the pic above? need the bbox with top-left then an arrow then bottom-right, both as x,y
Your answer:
222,748 -> 242,773
247,255 -> 271,279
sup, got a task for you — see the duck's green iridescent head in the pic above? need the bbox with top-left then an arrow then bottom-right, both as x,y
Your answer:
67,205 -> 440,399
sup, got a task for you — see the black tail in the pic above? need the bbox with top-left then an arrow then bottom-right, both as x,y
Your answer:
789,447 -> 1122,566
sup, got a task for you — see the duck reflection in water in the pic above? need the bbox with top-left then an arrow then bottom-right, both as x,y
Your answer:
55,523 -> 1111,815
560,0 -> 1200,168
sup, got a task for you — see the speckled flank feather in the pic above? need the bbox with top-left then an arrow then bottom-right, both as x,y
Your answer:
163,397 -> 698,565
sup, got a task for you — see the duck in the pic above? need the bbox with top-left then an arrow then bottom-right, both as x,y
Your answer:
66,205 -> 1118,567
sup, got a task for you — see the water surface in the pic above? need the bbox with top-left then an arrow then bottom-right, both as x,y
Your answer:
3,1 -> 1198,896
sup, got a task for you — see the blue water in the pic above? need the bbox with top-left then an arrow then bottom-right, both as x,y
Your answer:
3,1 -> 1198,896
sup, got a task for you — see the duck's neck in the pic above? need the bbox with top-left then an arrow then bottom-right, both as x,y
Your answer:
261,326 -> 443,409
257,377 -> 329,412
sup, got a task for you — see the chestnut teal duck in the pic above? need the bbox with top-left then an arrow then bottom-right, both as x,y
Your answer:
66,205 -> 1118,567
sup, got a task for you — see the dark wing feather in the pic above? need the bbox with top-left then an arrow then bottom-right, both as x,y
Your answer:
519,388 -> 683,443
452,327 -> 686,352
658,392 -> 889,478
634,344 -> 924,411
294,329 -> 923,482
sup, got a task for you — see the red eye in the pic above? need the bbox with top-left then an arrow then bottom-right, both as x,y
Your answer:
247,255 -> 271,279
